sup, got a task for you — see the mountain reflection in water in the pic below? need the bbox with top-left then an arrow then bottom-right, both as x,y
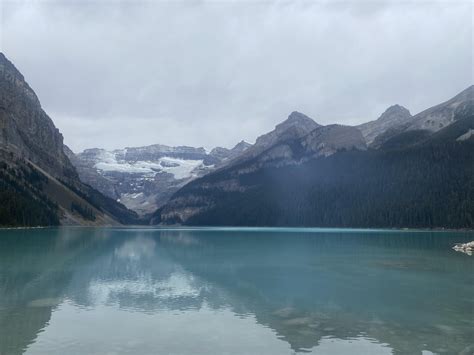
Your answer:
0,227 -> 473,355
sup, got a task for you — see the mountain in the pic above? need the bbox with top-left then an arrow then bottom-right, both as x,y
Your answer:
255,111 -> 321,148
153,88 -> 474,228
371,86 -> 474,148
209,140 -> 252,162
406,85 -> 473,131
357,105 -> 412,145
152,113 -> 367,225
0,52 -> 140,226
69,140 -> 252,215
228,111 -> 321,165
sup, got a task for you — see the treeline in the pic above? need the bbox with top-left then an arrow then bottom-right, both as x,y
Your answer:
175,137 -> 474,229
0,161 -> 59,227
71,201 -> 96,221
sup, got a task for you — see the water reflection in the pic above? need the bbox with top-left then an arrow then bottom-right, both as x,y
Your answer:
0,228 -> 473,354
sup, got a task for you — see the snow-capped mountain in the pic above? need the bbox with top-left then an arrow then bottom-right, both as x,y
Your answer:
71,142 -> 251,215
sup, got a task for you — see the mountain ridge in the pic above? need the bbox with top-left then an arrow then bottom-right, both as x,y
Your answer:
152,87 -> 474,227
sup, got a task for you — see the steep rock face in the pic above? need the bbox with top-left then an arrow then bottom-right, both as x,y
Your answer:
302,124 -> 367,157
0,52 -> 139,226
357,105 -> 412,145
63,146 -> 118,199
0,53 -> 77,181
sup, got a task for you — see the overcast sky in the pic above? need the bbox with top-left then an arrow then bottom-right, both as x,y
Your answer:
1,0 -> 472,152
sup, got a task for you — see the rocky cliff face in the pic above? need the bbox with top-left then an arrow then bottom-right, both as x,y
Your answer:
302,124 -> 367,157
0,53 -> 77,181
0,52 -> 139,226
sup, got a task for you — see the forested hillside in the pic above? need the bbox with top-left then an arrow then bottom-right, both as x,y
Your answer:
0,160 -> 59,226
155,114 -> 474,228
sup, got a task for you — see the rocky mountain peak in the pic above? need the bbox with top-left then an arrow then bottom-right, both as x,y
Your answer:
208,140 -> 252,165
276,111 -> 320,133
231,140 -> 252,152
254,111 -> 320,148
288,110 -> 312,121
378,105 -> 411,122
356,104 -> 412,144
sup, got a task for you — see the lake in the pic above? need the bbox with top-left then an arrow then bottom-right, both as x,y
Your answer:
0,227 -> 473,355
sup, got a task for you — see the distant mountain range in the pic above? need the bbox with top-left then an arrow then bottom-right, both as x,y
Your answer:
0,51 -> 472,228
152,86 -> 473,228
70,141 -> 251,215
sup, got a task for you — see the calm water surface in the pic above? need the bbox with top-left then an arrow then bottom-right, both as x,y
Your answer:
0,227 -> 473,355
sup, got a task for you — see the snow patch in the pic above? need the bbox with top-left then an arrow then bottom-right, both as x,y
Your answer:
93,153 -> 204,180
158,157 -> 203,179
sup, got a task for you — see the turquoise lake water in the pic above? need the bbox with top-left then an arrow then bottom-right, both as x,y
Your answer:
0,227 -> 473,354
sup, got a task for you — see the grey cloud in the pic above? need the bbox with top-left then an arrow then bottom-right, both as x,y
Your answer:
1,0 -> 472,152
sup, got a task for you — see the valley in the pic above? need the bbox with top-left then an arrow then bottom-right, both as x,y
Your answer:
1,51 -> 472,228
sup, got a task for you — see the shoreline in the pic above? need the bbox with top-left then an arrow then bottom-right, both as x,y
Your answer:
1,225 -> 473,232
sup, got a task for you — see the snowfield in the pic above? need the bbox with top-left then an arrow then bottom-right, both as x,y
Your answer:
94,154 -> 204,180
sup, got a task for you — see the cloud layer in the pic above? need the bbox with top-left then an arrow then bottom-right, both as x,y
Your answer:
1,0 -> 472,152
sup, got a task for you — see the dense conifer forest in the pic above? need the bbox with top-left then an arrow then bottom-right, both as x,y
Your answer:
0,161 -> 59,226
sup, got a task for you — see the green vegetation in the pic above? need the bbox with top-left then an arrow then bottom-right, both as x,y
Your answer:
0,156 -> 143,227
0,161 -> 59,227
70,201 -> 96,221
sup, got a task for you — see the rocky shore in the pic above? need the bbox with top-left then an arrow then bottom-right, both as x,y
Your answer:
453,241 -> 474,255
